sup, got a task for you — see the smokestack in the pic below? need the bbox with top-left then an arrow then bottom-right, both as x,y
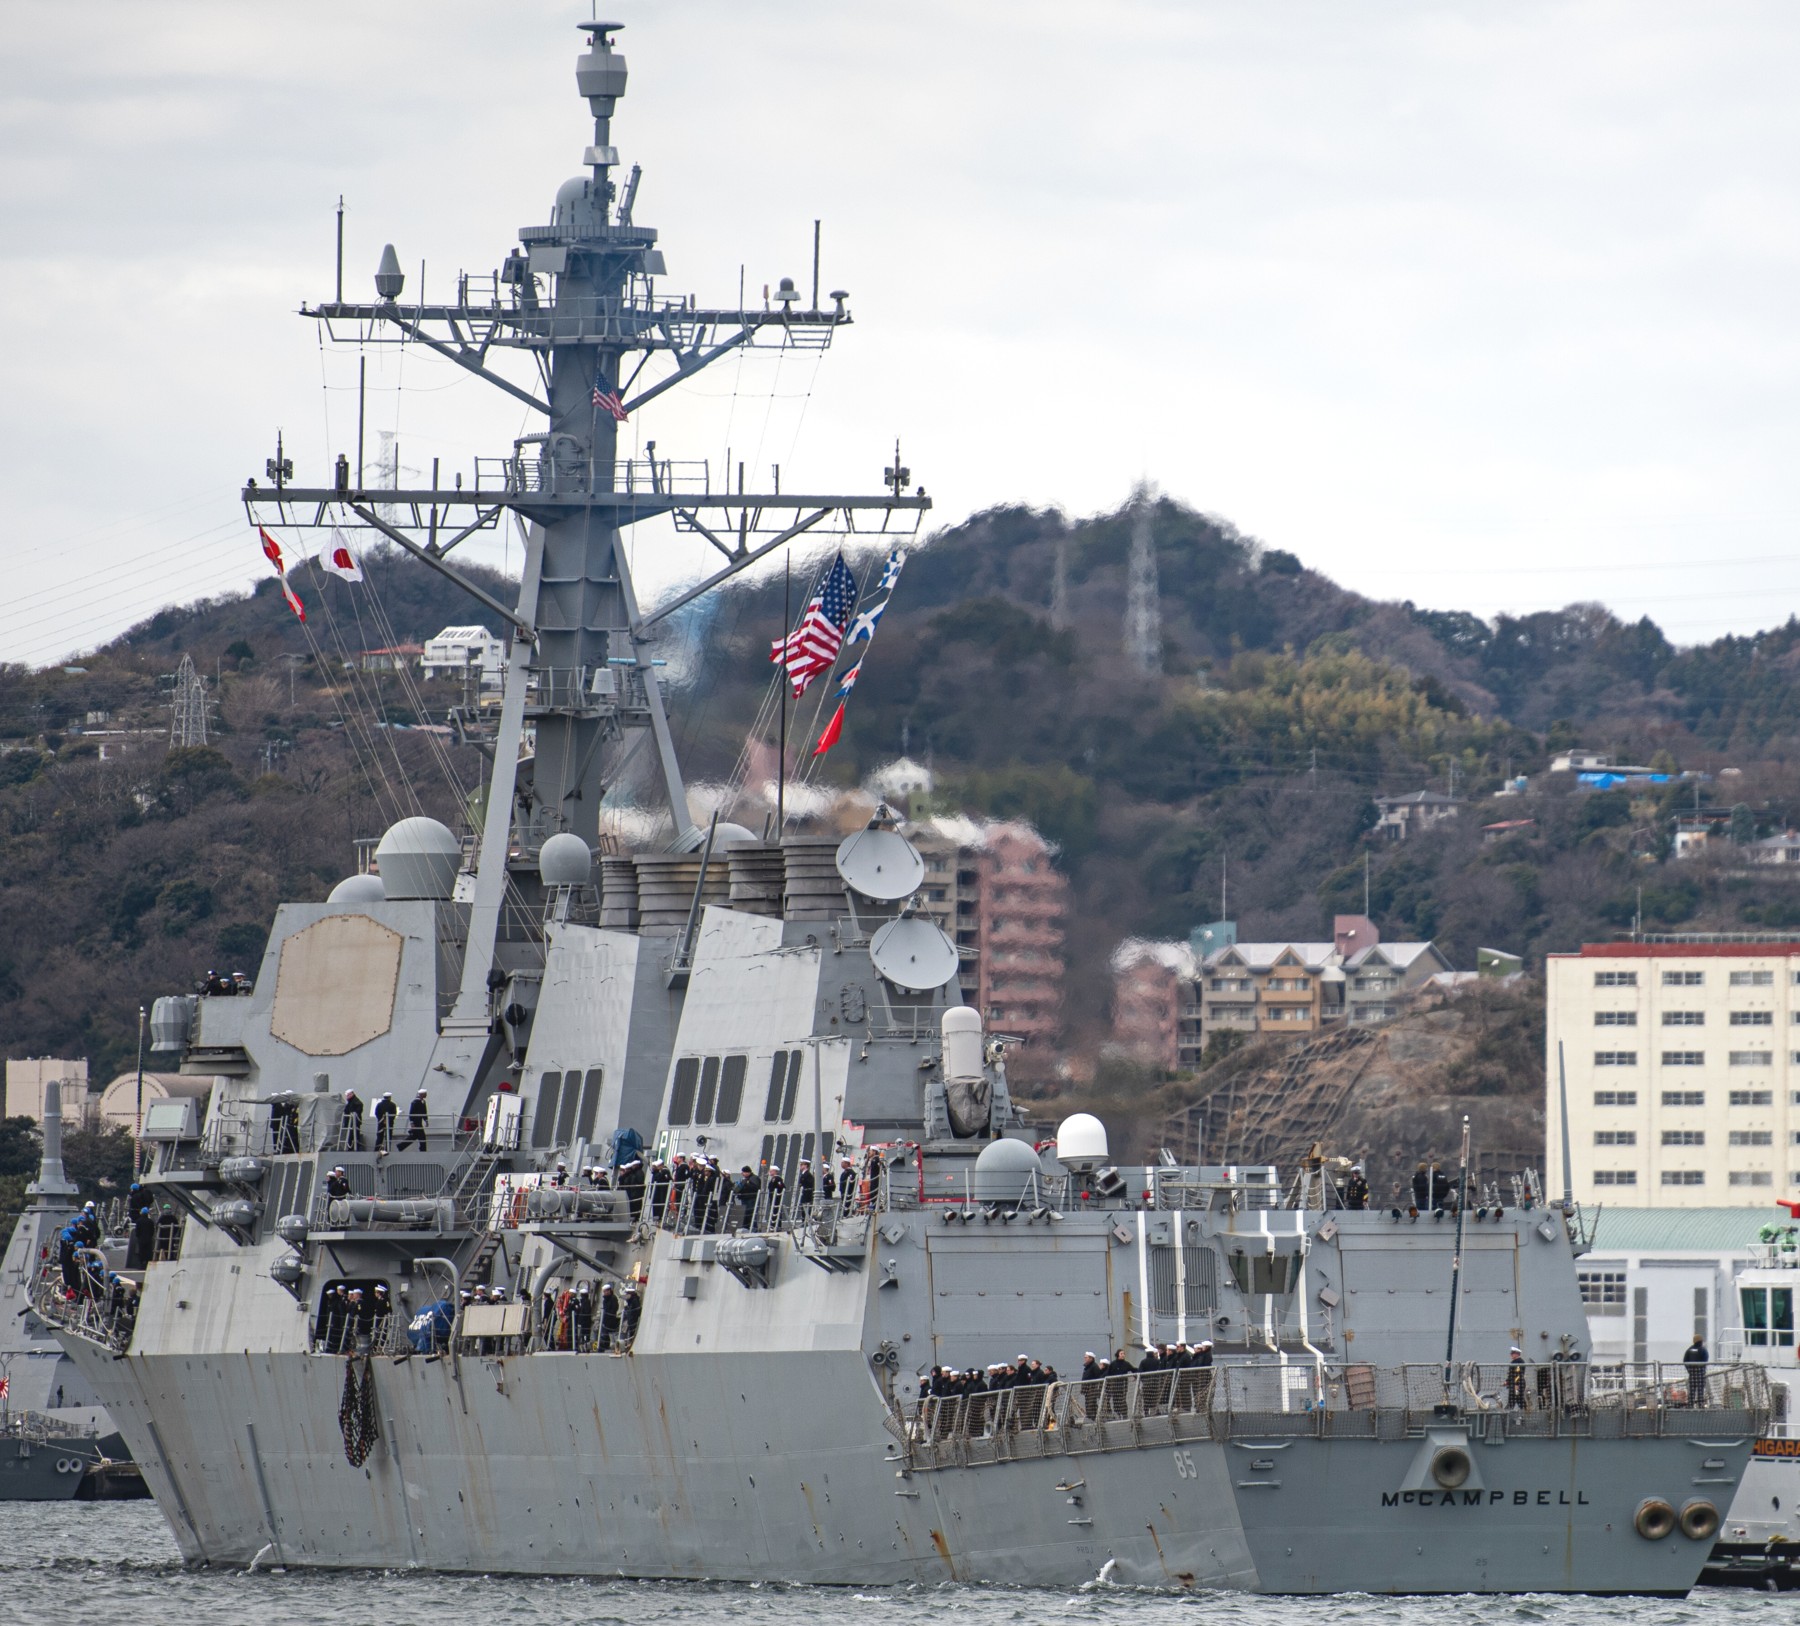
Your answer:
26,1080 -> 79,1204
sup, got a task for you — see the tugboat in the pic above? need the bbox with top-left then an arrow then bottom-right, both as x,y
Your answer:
1701,1202 -> 1800,1590
42,19 -> 1765,1588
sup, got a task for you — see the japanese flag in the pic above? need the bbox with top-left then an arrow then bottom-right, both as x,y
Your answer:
320,529 -> 364,583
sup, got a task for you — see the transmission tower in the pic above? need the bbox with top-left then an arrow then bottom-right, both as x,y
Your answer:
1050,536 -> 1070,630
168,653 -> 210,748
1124,484 -> 1161,675
376,430 -> 399,525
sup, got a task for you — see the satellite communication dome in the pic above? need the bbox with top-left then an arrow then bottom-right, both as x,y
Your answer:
537,832 -> 593,888
328,873 -> 386,904
971,1137 -> 1043,1204
1054,1112 -> 1110,1170
869,917 -> 958,992
835,827 -> 925,901
374,816 -> 460,901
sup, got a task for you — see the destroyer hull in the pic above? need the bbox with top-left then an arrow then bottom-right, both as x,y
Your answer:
60,1339 -> 1745,1592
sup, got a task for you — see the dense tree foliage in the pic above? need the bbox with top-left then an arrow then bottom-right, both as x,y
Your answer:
6,500 -> 1800,1076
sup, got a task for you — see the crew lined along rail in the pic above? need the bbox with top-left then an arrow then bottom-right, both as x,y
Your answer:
894,1361 -> 1774,1468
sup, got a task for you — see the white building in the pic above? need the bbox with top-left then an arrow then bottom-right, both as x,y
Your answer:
1577,1207 -> 1775,1364
1546,939 -> 1800,1208
422,625 -> 505,688
1372,790 -> 1461,841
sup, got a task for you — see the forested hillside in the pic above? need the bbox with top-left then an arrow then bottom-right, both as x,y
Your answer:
3,495 -> 1799,1086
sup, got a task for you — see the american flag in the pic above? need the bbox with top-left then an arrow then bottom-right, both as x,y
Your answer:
771,554 -> 858,697
592,373 -> 628,422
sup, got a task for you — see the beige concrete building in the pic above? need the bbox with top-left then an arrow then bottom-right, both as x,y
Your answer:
4,1057 -> 89,1124
1546,939 -> 1800,1208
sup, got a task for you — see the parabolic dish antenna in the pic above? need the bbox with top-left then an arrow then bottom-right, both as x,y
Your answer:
868,916 -> 959,992
835,827 -> 925,901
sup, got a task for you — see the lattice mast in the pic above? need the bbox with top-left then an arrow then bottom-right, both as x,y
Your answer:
168,653 -> 210,748
239,21 -> 928,1028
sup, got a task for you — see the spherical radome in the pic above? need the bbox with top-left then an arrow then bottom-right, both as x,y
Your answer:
538,832 -> 593,888
374,816 -> 460,901
1055,1112 -> 1110,1167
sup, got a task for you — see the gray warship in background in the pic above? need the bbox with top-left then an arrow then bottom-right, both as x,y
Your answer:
0,1081 -> 143,1499
42,20 -> 1770,1591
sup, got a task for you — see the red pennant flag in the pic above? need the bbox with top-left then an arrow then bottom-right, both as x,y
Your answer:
279,577 -> 306,622
258,527 -> 285,572
811,699 -> 846,757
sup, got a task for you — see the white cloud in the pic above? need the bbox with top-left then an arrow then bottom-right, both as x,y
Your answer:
6,0 -> 1800,666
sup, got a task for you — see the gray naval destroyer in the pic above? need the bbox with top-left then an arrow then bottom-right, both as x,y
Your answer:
42,19 -> 1770,1591
0,1080 -> 141,1499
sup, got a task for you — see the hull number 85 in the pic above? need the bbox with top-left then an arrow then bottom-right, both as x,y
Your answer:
1173,1449 -> 1198,1479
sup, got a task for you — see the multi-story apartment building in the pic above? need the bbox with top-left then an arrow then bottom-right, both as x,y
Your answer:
1344,941 -> 1454,1023
1111,942 -> 1197,1071
913,819 -> 1067,1050
1546,937 -> 1800,1208
1113,919 -> 1456,1069
1199,941 -> 1342,1036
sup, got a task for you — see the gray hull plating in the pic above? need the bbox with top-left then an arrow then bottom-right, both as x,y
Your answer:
59,1337 -> 1746,1592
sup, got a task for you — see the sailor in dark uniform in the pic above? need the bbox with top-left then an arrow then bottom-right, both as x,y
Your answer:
733,1165 -> 761,1230
1343,1164 -> 1370,1210
1684,1333 -> 1709,1406
796,1159 -> 815,1216
373,1092 -> 398,1154
1505,1346 -> 1528,1410
398,1089 -> 430,1151
341,1088 -> 365,1151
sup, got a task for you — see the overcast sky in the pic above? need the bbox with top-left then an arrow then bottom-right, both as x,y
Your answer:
6,0 -> 1800,669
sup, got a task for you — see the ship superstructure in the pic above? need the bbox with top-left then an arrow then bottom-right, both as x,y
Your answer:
1700,1207 -> 1800,1589
43,20 -> 1770,1592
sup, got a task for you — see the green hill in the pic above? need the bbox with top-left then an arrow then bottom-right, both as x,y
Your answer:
4,498 -> 1798,1089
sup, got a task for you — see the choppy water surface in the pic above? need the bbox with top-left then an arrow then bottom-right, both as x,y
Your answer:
0,1503 -> 1790,1626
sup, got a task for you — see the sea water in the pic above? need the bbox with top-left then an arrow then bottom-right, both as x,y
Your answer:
0,1502 -> 1788,1626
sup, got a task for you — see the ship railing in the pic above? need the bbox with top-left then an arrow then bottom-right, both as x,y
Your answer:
893,1360 -> 1773,1468
203,1103 -> 481,1162
503,1295 -> 643,1358
1721,1325 -> 1798,1359
308,1311 -> 409,1359
1150,1173 -> 1281,1212
471,454 -> 708,499
660,1179 -> 884,1238
0,1408 -> 104,1446
27,1265 -> 135,1356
